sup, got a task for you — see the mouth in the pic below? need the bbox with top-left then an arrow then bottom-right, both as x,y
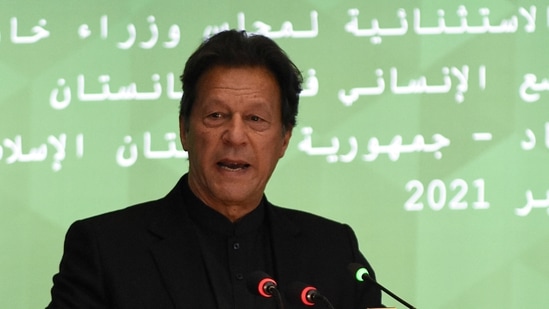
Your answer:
217,160 -> 251,171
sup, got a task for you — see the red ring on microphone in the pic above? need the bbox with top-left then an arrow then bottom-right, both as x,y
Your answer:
258,278 -> 276,298
300,286 -> 316,306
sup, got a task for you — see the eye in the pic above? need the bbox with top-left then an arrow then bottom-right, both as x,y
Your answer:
247,114 -> 270,131
250,115 -> 262,122
203,112 -> 226,127
208,112 -> 222,119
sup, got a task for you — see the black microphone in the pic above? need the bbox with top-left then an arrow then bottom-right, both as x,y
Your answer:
348,263 -> 417,309
247,271 -> 278,298
286,282 -> 335,309
246,271 -> 285,309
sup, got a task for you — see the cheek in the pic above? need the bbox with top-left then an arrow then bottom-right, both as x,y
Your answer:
263,140 -> 287,163
185,126 -> 215,150
193,130 -> 219,153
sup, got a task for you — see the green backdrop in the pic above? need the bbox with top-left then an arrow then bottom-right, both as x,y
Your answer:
1,0 -> 548,308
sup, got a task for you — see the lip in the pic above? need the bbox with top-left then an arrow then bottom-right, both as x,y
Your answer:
217,159 -> 251,171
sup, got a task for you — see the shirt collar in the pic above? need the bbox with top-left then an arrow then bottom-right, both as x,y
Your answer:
181,174 -> 266,236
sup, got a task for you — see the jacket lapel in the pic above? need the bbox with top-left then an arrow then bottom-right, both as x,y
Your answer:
267,205 -> 306,287
145,183 -> 309,308
147,187 -> 217,308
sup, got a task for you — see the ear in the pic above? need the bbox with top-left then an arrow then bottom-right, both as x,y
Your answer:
179,116 -> 189,151
279,127 -> 292,158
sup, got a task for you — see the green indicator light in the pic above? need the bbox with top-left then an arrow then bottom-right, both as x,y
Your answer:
356,268 -> 369,282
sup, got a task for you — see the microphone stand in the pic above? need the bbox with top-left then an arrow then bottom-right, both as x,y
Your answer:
361,274 -> 416,309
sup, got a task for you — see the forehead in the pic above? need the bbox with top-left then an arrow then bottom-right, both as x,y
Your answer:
196,65 -> 280,96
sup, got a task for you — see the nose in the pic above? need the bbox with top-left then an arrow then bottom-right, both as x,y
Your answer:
222,115 -> 247,145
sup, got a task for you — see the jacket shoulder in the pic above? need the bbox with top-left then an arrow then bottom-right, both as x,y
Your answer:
270,204 -> 348,230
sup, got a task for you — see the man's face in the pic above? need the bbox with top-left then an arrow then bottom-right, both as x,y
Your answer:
180,66 -> 291,211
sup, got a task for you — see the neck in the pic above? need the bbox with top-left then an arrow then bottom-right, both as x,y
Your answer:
215,205 -> 257,222
186,176 -> 262,222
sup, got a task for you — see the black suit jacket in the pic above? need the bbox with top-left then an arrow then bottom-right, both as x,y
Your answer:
48,176 -> 382,308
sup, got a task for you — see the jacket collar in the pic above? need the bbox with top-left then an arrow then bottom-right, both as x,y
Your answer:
147,176 -> 217,308
146,175 -> 306,307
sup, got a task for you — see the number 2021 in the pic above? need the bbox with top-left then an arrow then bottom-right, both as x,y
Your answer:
405,179 -> 490,211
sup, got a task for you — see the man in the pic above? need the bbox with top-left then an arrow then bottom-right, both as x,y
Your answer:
48,30 -> 383,308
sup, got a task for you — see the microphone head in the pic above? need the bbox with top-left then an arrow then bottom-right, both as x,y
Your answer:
286,281 -> 318,306
348,262 -> 371,282
246,271 -> 278,298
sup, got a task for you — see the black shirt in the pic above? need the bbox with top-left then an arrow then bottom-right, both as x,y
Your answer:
184,185 -> 276,309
